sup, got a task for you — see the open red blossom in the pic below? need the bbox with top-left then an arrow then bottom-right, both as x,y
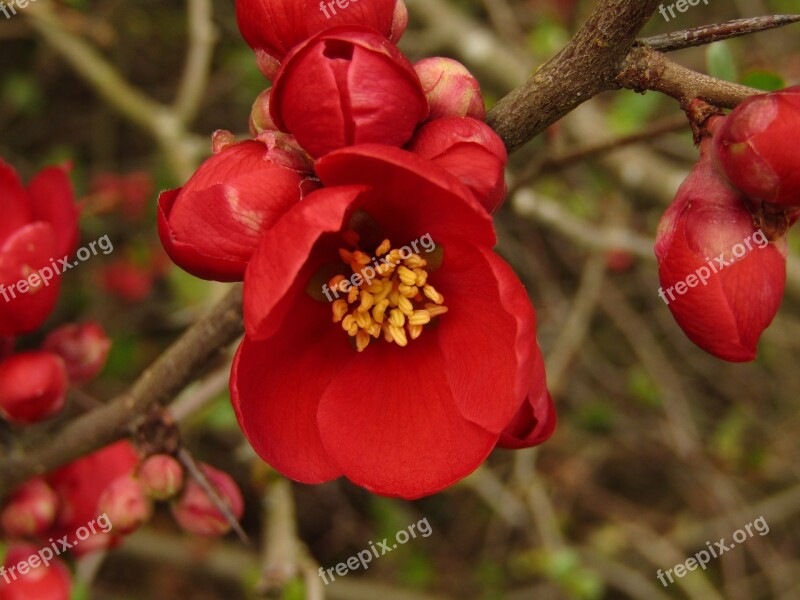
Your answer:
269,27 -> 428,158
407,117 -> 508,213
0,160 -> 79,337
712,86 -> 800,209
0,543 -> 71,600
232,145 -> 553,499
158,137 -> 318,282
47,441 -> 139,557
656,141 -> 786,362
236,0 -> 407,79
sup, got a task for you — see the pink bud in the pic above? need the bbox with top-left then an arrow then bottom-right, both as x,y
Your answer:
0,352 -> 68,424
97,475 -> 152,536
157,139 -> 317,281
249,89 -> 278,136
210,130 -> 238,155
270,27 -> 428,158
414,57 -> 486,122
0,544 -> 71,600
171,464 -> 244,537
42,322 -> 111,384
137,454 -> 184,500
0,478 -> 59,537
712,86 -> 800,208
656,141 -> 787,362
407,117 -> 507,213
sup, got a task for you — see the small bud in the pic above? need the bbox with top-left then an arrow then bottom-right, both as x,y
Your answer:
0,352 -> 68,424
249,88 -> 278,136
0,543 -> 71,600
414,57 -> 486,122
138,454 -> 184,500
43,322 -> 112,384
97,475 -> 153,536
1,477 -> 59,537
211,129 -> 238,155
712,85 -> 800,209
171,464 -> 244,537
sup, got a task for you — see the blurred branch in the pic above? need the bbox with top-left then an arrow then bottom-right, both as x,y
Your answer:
174,0 -> 217,123
0,285 -> 244,499
639,14 -> 800,53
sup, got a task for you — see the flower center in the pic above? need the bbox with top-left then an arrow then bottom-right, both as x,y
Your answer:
328,232 -> 447,352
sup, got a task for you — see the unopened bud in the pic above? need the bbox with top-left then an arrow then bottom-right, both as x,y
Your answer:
171,464 -> 243,537
249,88 -> 278,136
137,454 -> 184,500
97,475 -> 153,536
0,543 -> 71,600
43,322 -> 111,384
414,57 -> 486,122
1,477 -> 59,537
0,352 -> 68,424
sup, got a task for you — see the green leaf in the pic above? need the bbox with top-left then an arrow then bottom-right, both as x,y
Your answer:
741,70 -> 786,92
706,42 -> 739,83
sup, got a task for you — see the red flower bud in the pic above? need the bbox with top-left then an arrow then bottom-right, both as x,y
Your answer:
656,142 -> 787,362
0,352 -> 68,424
407,117 -> 508,213
43,322 -> 111,385
97,475 -> 152,536
158,139 -> 317,281
1,478 -> 59,538
712,86 -> 800,208
137,454 -> 184,500
414,57 -> 486,122
236,0 -> 407,79
270,26 -> 428,158
171,464 -> 244,537
0,543 -> 71,600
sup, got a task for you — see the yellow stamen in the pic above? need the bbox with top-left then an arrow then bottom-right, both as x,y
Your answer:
332,299 -> 348,323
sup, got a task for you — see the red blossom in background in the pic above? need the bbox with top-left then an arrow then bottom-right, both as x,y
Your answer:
0,352 -> 68,424
0,160 -> 79,337
235,0 -> 407,78
0,477 -> 59,538
170,464 -> 244,537
0,543 -> 71,600
43,322 -> 112,384
232,146 -> 553,499
655,141 -> 787,362
157,138 -> 318,281
269,26 -> 428,158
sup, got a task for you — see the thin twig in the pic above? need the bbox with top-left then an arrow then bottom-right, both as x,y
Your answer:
173,0 -> 217,123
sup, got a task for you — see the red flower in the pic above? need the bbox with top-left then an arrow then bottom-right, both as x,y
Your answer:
158,138 -> 317,281
47,441 -> 139,557
170,464 -> 243,537
231,145 -> 553,499
0,352 -> 68,425
712,85 -> 800,209
0,160 -> 79,337
43,322 -> 111,384
0,477 -> 59,538
407,117 -> 508,213
0,543 -> 71,600
236,0 -> 407,78
656,141 -> 786,362
269,27 -> 428,158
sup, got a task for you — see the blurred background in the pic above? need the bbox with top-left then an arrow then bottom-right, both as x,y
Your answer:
1,0 -> 800,598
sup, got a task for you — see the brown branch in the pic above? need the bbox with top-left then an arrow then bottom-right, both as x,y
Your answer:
0,285 -> 244,498
617,45 -> 762,108
486,0 -> 664,151
640,14 -> 800,53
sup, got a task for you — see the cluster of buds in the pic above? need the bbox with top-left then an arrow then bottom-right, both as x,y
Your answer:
656,87 -> 800,362
158,0 -> 508,282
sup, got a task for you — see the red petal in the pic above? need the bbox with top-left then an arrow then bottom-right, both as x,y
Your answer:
230,299 -> 349,483
497,351 -> 556,449
433,241 -> 535,433
317,333 -> 497,499
0,223 -> 62,336
0,159 -> 33,247
244,185 -> 367,340
27,165 -> 80,258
